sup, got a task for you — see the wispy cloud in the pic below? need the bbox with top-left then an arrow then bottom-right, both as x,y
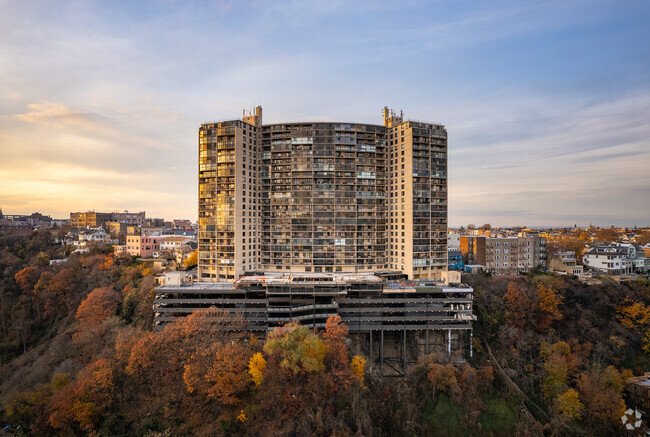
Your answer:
0,0 -> 648,225
11,102 -> 173,151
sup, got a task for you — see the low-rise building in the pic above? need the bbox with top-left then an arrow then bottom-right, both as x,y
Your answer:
617,243 -> 649,273
70,212 -> 112,229
460,236 -> 486,266
583,244 -> 631,275
516,232 -> 547,271
447,233 -> 460,250
111,211 -> 145,226
146,218 -> 165,227
71,211 -> 145,229
0,220 -> 32,236
142,227 -> 164,237
126,234 -> 165,258
106,222 -> 127,237
160,236 -> 194,252
642,246 -> 650,259
549,251 -> 583,275
172,219 -> 192,229
173,228 -> 196,237
126,235 -> 142,257
68,228 -> 113,252
463,264 -> 484,274
78,229 -> 111,244
175,243 -> 198,265
460,233 -> 546,275
113,244 -> 128,257
448,248 -> 464,271
485,236 -> 519,274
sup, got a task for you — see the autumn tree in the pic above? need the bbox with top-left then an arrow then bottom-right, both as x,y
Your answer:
540,341 -> 571,399
15,266 -> 40,294
323,315 -> 353,387
503,281 -> 532,329
576,366 -> 628,430
457,364 -> 483,427
183,342 -> 251,405
46,382 -> 77,433
249,352 -> 267,387
71,358 -> 116,431
426,361 -> 461,401
32,251 -> 50,267
595,228 -> 619,242
263,322 -> 327,374
98,254 -> 115,271
616,299 -> 650,329
537,283 -> 564,330
75,286 -> 121,326
184,250 -> 198,269
557,388 -> 583,419
350,355 -> 366,387
637,231 -> 650,246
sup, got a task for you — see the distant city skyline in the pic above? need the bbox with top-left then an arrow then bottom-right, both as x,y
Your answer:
1,0 -> 649,227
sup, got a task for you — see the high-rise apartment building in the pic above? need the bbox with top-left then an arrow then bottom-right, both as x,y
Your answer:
157,108 -> 470,374
198,107 -> 447,282
198,108 -> 262,281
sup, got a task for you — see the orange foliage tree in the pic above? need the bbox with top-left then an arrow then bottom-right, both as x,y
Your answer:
427,362 -> 461,400
503,281 -> 531,329
576,365 -> 628,429
616,299 -> 650,329
48,359 -> 116,433
323,315 -> 353,387
14,266 -> 40,294
183,342 -> 251,405
75,286 -> 121,326
537,283 -> 564,330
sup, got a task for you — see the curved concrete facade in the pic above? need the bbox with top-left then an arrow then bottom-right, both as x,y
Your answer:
261,122 -> 387,273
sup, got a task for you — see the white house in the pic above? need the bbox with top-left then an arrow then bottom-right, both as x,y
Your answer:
160,236 -> 194,252
583,245 -> 631,275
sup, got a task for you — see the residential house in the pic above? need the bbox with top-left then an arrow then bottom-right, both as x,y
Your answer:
549,251 -> 584,275
583,244 -> 631,275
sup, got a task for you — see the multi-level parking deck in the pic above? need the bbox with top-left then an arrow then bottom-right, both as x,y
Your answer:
154,272 -> 474,375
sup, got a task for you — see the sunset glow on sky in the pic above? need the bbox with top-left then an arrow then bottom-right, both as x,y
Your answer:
1,0 -> 649,226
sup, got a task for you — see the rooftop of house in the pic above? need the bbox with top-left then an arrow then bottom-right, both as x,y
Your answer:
585,245 -> 628,256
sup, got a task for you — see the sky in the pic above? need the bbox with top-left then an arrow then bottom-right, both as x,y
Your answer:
1,0 -> 649,227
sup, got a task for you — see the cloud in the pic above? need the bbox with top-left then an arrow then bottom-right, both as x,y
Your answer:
11,102 -> 173,151
0,0 -> 648,226
14,102 -> 111,134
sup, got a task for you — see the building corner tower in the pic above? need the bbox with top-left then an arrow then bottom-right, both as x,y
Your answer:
198,106 -> 262,281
